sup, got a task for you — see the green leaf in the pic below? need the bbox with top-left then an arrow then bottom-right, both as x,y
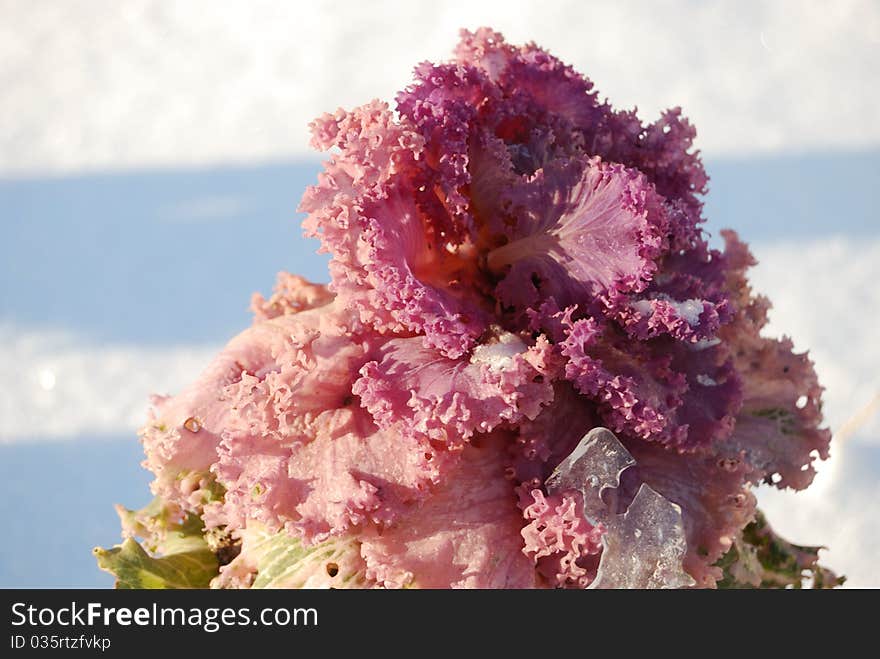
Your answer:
94,537 -> 219,589
95,496 -> 221,589
716,509 -> 845,589
223,524 -> 369,589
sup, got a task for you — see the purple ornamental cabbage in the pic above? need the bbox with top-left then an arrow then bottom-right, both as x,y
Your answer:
95,28 -> 840,589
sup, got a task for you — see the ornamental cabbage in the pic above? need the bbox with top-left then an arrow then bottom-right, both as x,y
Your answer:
95,28 -> 841,589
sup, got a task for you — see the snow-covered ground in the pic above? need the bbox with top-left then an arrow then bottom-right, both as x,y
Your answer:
2,0 -> 879,175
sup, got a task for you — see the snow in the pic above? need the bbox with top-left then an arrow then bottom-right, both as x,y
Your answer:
2,0 -> 879,176
470,333 -> 528,372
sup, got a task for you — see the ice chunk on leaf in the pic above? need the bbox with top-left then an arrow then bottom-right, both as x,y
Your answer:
546,427 -> 696,589
546,427 -> 635,517
593,484 -> 694,589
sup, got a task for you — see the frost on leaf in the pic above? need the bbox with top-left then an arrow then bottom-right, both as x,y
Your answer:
354,330 -> 555,443
546,427 -> 696,589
